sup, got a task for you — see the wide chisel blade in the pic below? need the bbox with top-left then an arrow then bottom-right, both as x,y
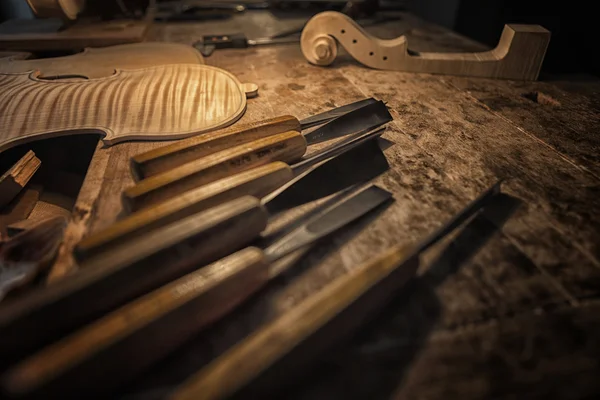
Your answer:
299,98 -> 379,129
303,100 -> 392,145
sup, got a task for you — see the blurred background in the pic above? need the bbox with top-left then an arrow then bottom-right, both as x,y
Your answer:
0,0 -> 597,76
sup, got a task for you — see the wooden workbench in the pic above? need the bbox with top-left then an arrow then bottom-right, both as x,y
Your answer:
48,10 -> 600,399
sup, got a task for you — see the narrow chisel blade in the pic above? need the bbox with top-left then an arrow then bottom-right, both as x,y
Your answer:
264,184 -> 392,262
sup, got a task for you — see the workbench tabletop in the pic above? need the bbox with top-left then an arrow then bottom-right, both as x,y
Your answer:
50,11 -> 600,399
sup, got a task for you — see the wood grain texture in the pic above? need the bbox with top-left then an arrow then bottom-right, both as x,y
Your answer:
0,197 -> 267,367
40,11 -> 600,399
0,64 -> 247,154
123,131 -> 307,212
131,115 -> 300,180
301,12 -> 550,80
0,150 -> 40,208
171,246 -> 418,400
0,42 -> 205,79
2,248 -> 268,398
76,162 -> 292,261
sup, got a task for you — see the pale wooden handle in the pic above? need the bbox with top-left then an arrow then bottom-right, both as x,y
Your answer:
76,162 -> 293,261
170,245 -> 420,400
0,197 -> 268,367
123,131 -> 307,213
130,116 -> 300,181
1,248 -> 269,399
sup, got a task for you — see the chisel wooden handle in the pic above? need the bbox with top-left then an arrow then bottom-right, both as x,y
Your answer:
75,162 -> 293,261
123,130 -> 307,212
130,116 -> 300,181
169,245 -> 420,400
0,197 -> 268,366
1,248 -> 269,399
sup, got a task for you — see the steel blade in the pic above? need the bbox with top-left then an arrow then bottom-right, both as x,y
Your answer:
300,98 -> 382,130
416,180 -> 503,254
264,184 -> 392,262
263,138 -> 388,216
292,124 -> 386,176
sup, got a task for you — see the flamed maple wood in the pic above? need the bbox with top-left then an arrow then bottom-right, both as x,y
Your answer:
0,64 -> 251,154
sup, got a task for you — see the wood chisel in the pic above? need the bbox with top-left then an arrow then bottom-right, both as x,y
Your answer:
123,104 -> 391,212
167,181 -> 504,400
0,141 -> 387,369
130,97 -> 380,180
0,185 -> 392,400
77,127 -> 388,261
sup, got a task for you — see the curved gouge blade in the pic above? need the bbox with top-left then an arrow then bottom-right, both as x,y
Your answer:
0,197 -> 267,365
123,131 -> 307,212
303,100 -> 391,145
169,246 -> 419,400
130,116 -> 301,181
264,139 -> 389,216
299,97 -> 378,129
75,162 -> 293,262
0,185 -> 390,399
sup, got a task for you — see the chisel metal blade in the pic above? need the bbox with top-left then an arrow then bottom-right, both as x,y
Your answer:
303,100 -> 392,145
299,98 -> 379,129
264,138 -> 389,216
264,184 -> 393,263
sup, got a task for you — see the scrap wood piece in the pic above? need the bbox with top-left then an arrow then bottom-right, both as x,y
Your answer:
301,11 -> 551,80
0,150 -> 41,209
0,185 -> 43,240
0,216 -> 66,301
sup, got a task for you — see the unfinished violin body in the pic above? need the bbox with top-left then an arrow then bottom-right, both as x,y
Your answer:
0,43 -> 255,153
0,64 -> 253,153
0,42 -> 205,79
301,11 -> 550,80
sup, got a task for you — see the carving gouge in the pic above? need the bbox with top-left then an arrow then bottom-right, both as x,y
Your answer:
167,181 -> 504,400
130,97 -> 381,180
1,185 -> 392,399
77,127 -> 388,260
0,144 -> 387,370
123,105 -> 391,213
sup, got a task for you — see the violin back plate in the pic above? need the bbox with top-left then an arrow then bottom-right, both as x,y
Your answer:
0,64 -> 247,152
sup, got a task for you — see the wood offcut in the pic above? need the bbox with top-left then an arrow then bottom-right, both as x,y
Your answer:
0,151 -> 41,209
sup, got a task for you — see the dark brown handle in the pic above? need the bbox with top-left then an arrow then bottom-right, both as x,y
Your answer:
123,130 -> 307,212
169,245 -> 420,400
0,197 -> 268,368
1,248 -> 269,399
130,115 -> 300,180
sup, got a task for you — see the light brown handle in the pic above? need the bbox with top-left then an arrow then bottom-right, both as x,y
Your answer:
0,197 -> 268,368
1,247 -> 269,399
170,245 -> 420,400
123,130 -> 307,213
76,162 -> 293,261
130,116 -> 300,181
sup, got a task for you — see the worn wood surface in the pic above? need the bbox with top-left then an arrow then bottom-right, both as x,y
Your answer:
301,12 -> 550,80
42,10 -> 600,399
